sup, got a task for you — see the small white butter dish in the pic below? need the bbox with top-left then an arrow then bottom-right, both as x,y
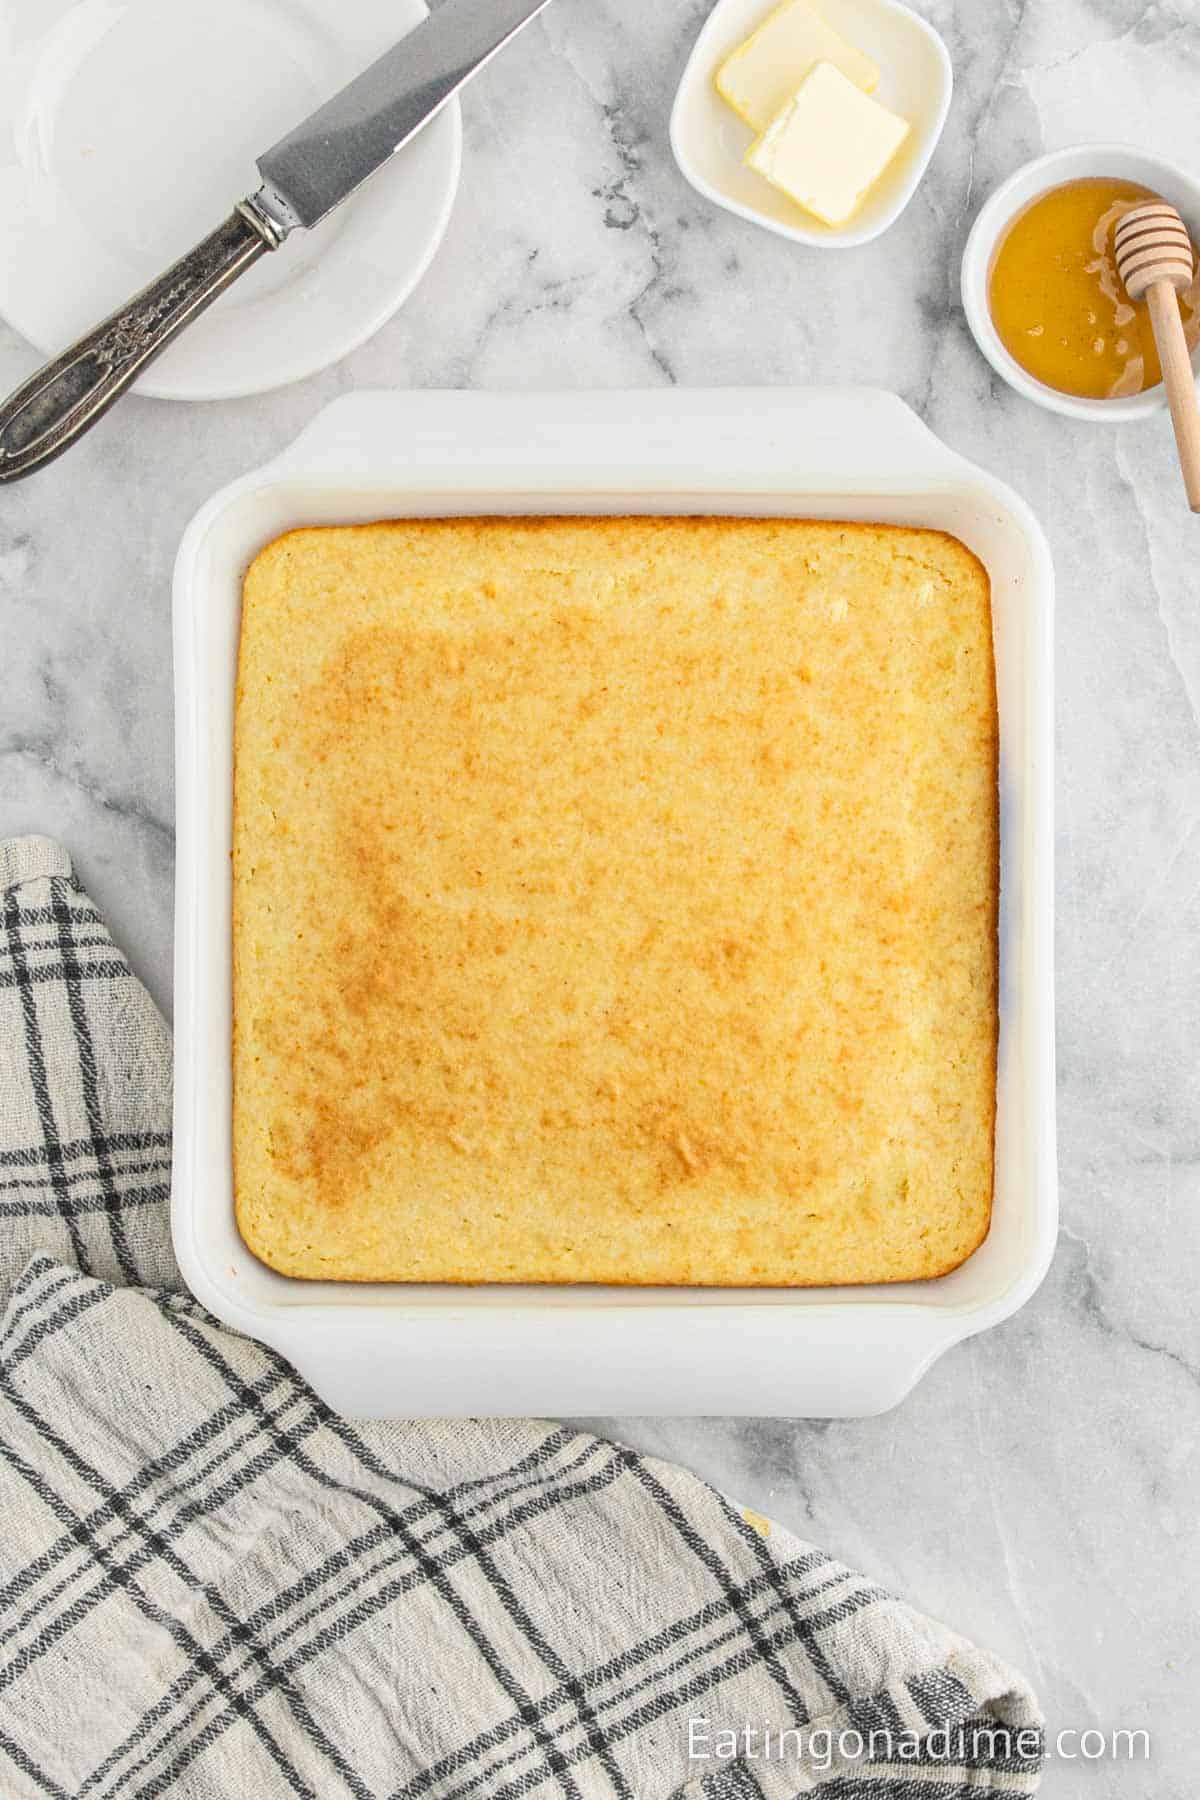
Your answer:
670,0 -> 952,249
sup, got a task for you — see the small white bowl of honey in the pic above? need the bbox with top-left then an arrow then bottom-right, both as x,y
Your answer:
962,144 -> 1200,421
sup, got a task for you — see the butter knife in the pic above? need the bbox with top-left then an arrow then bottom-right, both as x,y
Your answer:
0,0 -> 554,483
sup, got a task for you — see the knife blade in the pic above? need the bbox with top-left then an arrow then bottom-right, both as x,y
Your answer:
255,0 -> 556,236
0,0 -> 557,482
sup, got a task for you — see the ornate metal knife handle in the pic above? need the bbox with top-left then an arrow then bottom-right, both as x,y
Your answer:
0,202 -> 282,484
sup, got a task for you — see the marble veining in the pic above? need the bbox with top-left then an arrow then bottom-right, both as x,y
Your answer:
1,1 -> 1198,1793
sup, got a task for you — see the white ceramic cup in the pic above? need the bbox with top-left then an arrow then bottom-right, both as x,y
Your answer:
961,143 -> 1200,422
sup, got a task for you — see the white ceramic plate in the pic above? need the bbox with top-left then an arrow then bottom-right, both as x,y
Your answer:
172,388 -> 1057,1419
670,0 -> 951,249
0,0 -> 461,400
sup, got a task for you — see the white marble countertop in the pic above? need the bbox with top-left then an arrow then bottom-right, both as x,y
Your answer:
1,1 -> 1198,1793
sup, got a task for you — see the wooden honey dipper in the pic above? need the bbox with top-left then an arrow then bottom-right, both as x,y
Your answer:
1114,199 -> 1200,511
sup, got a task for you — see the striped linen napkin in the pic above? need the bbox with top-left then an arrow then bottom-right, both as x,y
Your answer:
0,834 -> 1043,1799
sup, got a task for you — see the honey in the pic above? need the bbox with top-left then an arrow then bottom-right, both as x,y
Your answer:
988,176 -> 1200,400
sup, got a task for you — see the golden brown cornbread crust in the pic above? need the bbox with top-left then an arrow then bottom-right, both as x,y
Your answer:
233,517 -> 997,1285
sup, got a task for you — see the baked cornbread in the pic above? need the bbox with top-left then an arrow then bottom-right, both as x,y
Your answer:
234,517 -> 997,1285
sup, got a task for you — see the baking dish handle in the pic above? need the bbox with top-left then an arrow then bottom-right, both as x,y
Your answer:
241,386 -> 994,493
181,1298 -> 972,1421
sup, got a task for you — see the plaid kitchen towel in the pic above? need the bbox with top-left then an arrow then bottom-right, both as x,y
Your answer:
0,836 -> 1043,1800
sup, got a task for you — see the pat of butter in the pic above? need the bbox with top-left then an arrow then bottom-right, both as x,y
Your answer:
716,0 -> 878,132
744,61 -> 910,227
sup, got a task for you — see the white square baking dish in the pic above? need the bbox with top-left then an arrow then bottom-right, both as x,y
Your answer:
172,388 -> 1056,1418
